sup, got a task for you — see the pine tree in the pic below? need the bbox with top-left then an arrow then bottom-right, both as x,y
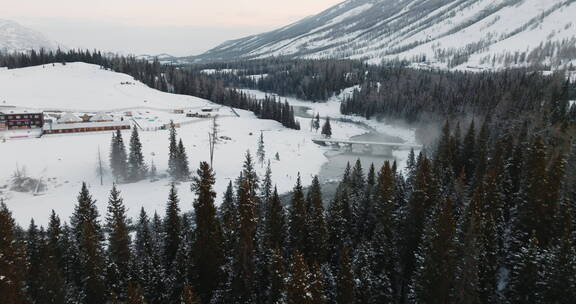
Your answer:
190,162 -> 224,302
176,139 -> 190,181
507,234 -> 545,303
168,121 -> 179,180
105,185 -> 132,300
264,187 -> 286,252
257,131 -> 266,167
0,201 -> 27,304
372,161 -> 399,300
164,184 -> 181,272
306,175 -> 328,265
460,120 -> 476,182
410,198 -> 456,304
402,155 -> 438,288
286,252 -> 312,304
453,199 -> 483,304
110,130 -> 128,182
149,159 -> 157,180
219,181 -> 238,257
289,174 -> 308,256
227,178 -> 258,302
313,113 -> 321,132
336,246 -> 355,304
544,214 -> 576,303
321,117 -> 332,138
133,208 -> 156,302
37,225 -> 66,304
128,127 -> 147,182
70,183 -> 107,304
266,248 -> 286,303
260,160 -> 273,217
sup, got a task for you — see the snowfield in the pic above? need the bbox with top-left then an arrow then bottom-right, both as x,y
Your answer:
0,63 -> 390,226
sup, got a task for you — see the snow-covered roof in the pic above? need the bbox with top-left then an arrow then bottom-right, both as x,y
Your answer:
0,106 -> 41,114
90,112 -> 114,122
57,112 -> 82,123
44,120 -> 130,131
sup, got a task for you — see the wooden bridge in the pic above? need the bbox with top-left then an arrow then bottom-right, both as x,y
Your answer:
312,137 -> 422,156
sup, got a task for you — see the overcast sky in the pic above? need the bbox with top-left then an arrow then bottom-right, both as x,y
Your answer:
1,0 -> 344,56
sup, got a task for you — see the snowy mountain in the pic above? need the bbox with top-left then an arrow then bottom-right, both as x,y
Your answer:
0,19 -> 60,53
193,0 -> 576,70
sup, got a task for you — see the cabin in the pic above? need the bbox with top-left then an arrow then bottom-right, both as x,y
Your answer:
0,108 -> 44,130
173,109 -> 185,114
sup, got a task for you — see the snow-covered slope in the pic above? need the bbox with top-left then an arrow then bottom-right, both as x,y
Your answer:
193,0 -> 576,70
0,63 -> 374,226
0,62 -> 212,111
0,19 -> 59,53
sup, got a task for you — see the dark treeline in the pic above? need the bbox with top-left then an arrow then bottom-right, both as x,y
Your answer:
3,113 -> 576,303
0,49 -> 299,130
190,58 -> 369,101
341,69 -> 573,123
194,58 -> 576,124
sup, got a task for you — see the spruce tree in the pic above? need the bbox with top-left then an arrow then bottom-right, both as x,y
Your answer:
164,184 -> 181,272
286,252 -> 312,304
110,130 -> 128,182
70,183 -> 107,304
229,178 -> 259,302
26,219 -> 44,303
507,234 -> 545,303
265,187 -> 287,251
313,113 -> 321,132
38,225 -> 66,304
133,208 -> 156,302
306,175 -> 327,265
0,201 -> 27,304
177,139 -> 191,181
289,174 -> 308,256
191,162 -> 224,302
168,121 -> 179,180
105,185 -> 132,300
336,246 -> 356,304
257,131 -> 266,167
410,198 -> 456,304
219,181 -> 238,257
128,127 -> 147,182
321,117 -> 332,138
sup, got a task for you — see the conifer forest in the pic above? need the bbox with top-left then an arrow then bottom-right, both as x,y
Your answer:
2,48 -> 576,304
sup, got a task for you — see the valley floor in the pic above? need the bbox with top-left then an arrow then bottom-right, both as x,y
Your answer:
0,63 -> 416,226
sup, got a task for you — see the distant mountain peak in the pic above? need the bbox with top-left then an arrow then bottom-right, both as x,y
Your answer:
193,0 -> 576,70
0,19 -> 60,53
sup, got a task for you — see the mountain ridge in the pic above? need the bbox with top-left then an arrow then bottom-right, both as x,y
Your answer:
0,19 -> 61,53
191,0 -> 576,70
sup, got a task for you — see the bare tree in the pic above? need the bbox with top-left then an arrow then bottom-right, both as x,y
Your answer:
97,146 -> 104,186
208,115 -> 220,167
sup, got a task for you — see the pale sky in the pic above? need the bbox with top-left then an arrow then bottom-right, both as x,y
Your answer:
0,0 -> 344,56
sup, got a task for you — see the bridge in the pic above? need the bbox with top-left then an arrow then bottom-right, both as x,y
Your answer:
312,137 -> 422,156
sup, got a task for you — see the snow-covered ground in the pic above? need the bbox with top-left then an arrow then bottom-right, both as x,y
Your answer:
0,63 -> 378,226
241,87 -> 418,144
